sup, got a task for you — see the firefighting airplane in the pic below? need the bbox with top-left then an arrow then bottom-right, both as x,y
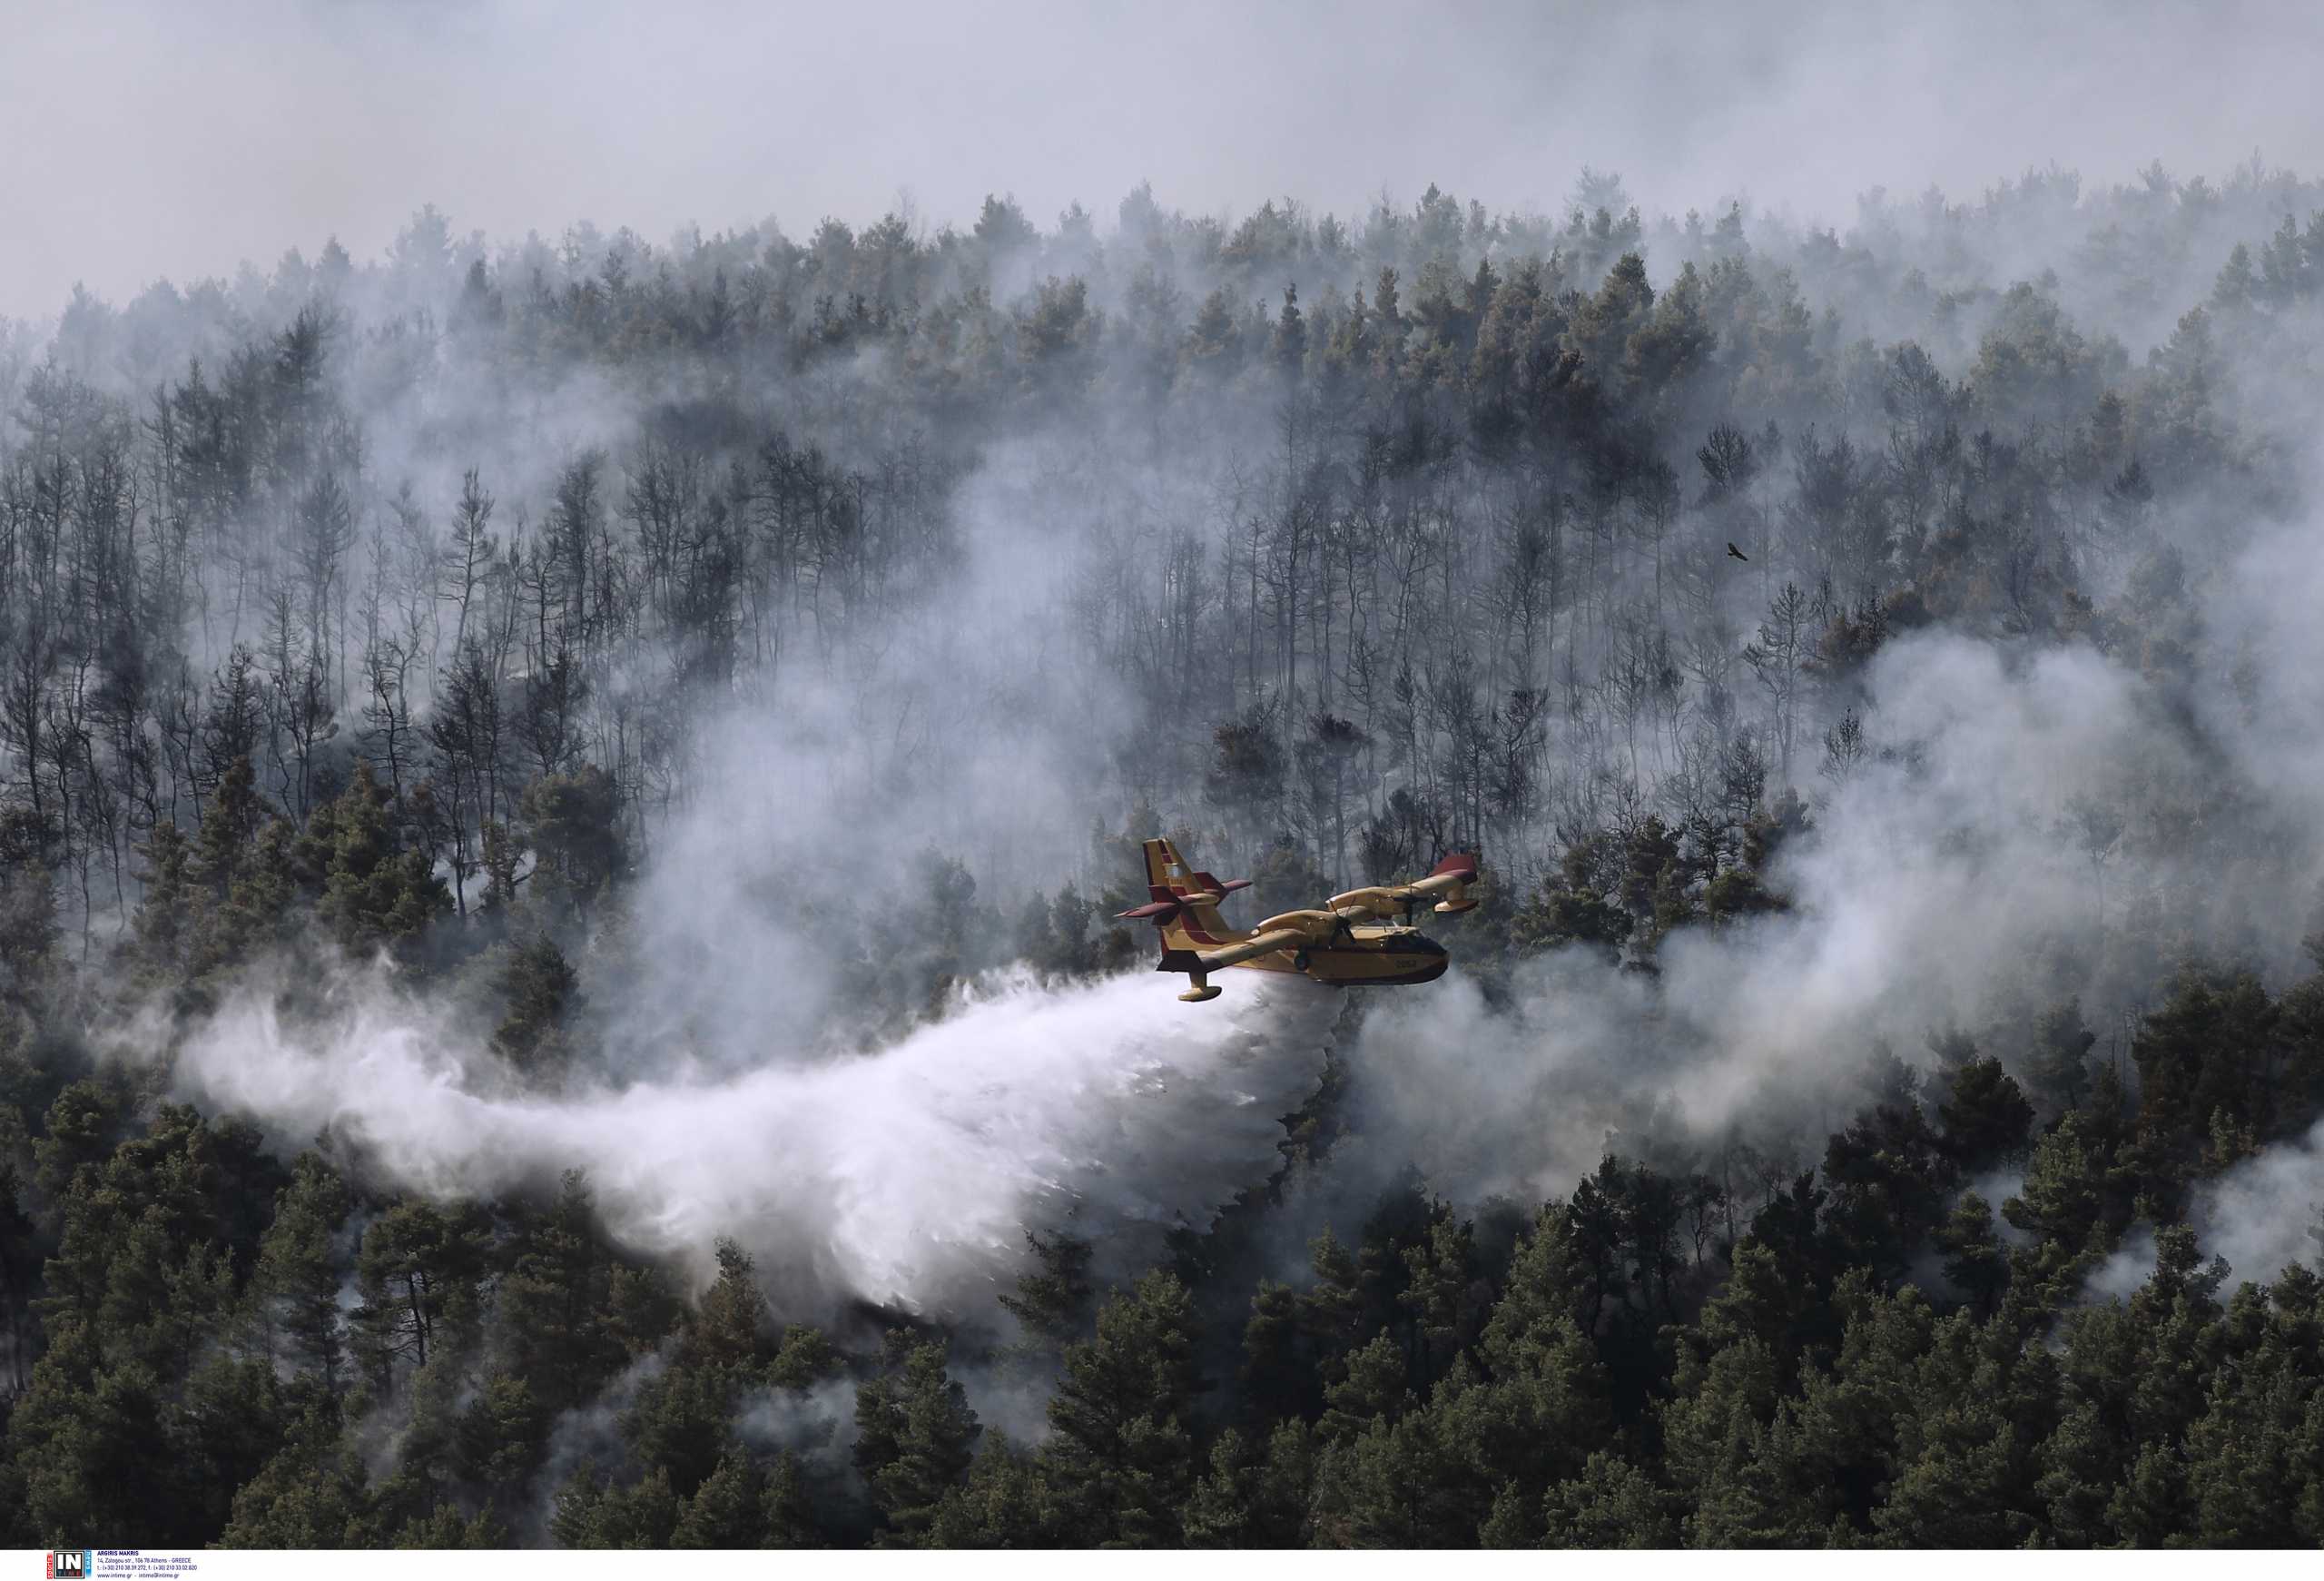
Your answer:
1118,837 -> 1481,1002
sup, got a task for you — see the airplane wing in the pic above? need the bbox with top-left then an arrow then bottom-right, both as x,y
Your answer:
1328,853 -> 1482,918
1196,926 -> 1313,969
1324,885 -> 1405,919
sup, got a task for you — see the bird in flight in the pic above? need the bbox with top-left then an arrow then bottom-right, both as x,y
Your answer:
1727,542 -> 1749,561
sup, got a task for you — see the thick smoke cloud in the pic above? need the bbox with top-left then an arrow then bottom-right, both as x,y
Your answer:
1337,457 -> 2324,1230
1346,612 -> 2315,1199
603,435 -> 1169,1062
11,2 -> 2324,320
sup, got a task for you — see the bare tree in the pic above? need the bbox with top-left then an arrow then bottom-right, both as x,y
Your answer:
1743,581 -> 1812,784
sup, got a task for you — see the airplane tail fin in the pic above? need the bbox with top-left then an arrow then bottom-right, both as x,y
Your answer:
1120,836 -> 1251,961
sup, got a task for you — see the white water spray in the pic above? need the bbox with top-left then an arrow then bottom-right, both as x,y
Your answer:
170,963 -> 1339,1317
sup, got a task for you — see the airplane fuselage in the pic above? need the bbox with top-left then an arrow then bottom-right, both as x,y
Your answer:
1180,924 -> 1449,987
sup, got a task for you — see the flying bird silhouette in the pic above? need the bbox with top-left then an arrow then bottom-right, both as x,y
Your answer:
1727,542 -> 1748,561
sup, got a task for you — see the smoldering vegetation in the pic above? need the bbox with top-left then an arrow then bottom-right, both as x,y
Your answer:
3,157 -> 2324,1548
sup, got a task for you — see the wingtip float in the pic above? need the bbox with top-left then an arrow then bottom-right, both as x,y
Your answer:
1118,837 -> 1481,1003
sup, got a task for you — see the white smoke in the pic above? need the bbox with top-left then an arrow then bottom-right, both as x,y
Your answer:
2193,1119 -> 2324,1284
167,960 -> 1336,1319
1344,615 -> 2321,1210
734,1377 -> 858,1457
2090,1117 -> 2324,1298
528,1350 -> 669,1543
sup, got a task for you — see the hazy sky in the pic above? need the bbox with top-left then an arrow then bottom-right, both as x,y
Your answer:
5,0 -> 2321,321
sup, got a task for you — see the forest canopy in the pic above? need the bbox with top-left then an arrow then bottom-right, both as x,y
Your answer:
4,157 -> 2324,1547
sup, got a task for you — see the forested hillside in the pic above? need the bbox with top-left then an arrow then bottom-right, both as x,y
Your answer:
5,161 -> 2324,1546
